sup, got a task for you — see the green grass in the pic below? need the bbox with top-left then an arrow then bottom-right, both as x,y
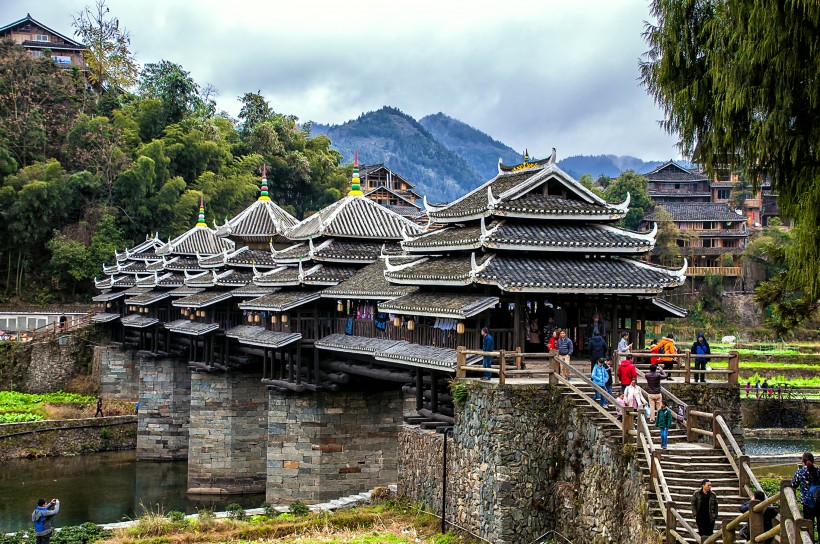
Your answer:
709,361 -> 820,370
741,373 -> 820,388
0,391 -> 96,419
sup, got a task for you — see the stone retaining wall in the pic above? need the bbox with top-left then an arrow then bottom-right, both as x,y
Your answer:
137,356 -> 190,460
94,346 -> 140,401
0,416 -> 136,460
399,382 -> 659,544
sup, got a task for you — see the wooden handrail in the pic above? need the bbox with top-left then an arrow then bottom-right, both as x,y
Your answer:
555,373 -> 621,429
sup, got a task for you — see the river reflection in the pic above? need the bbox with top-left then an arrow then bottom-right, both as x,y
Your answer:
0,450 -> 264,533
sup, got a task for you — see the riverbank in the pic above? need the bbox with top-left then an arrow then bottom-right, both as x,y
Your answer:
0,415 -> 136,460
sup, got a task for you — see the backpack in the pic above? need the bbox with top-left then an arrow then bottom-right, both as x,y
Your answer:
807,482 -> 820,508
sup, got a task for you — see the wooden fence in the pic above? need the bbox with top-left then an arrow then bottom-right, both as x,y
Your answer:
621,350 -> 740,384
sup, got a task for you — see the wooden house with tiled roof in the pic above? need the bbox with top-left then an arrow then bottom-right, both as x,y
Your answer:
0,14 -> 87,69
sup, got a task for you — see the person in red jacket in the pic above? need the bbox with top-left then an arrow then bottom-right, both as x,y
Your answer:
617,355 -> 638,394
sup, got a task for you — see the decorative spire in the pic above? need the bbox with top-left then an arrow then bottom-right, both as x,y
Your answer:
349,151 -> 364,197
258,163 -> 271,201
524,148 -> 529,163
195,194 -> 207,227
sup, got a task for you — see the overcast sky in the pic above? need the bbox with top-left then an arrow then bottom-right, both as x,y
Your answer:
2,0 -> 682,161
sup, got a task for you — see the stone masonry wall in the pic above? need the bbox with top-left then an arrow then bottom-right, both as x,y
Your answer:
137,356 -> 190,460
667,383 -> 744,448
399,382 -> 659,544
94,346 -> 140,401
25,335 -> 88,393
188,371 -> 268,494
267,388 -> 403,503
0,416 -> 136,460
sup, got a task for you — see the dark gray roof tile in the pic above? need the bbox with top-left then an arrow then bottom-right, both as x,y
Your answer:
225,325 -> 301,348
321,259 -> 419,300
644,203 -> 746,222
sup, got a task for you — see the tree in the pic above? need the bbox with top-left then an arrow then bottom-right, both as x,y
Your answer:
139,61 -> 202,125
602,170 -> 652,230
72,0 -> 139,90
64,114 -> 130,199
238,92 -> 273,134
652,205 -> 683,267
641,0 -> 820,324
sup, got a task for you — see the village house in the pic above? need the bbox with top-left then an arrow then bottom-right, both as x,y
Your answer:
0,14 -> 87,69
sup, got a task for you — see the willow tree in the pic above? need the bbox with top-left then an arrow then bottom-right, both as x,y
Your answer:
641,0 -> 820,330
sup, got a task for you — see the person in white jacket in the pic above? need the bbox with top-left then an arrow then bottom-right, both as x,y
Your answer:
623,378 -> 646,411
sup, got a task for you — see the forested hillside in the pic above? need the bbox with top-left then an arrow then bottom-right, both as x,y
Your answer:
0,37 -> 350,304
311,107 -> 483,202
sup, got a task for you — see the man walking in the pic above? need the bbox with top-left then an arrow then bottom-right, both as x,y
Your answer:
556,329 -> 574,380
656,400 -> 673,449
645,364 -> 667,423
95,396 -> 104,417
32,498 -> 60,544
480,327 -> 494,381
690,479 -> 719,538
617,354 -> 638,394
691,333 -> 711,383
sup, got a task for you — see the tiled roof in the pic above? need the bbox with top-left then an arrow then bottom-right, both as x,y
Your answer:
123,286 -> 152,296
157,225 -> 234,256
172,291 -> 233,308
479,255 -> 685,293
402,220 -> 654,253
311,239 -> 395,264
650,298 -> 687,318
163,257 -> 203,271
91,313 -> 120,323
125,290 -> 170,306
302,265 -> 358,286
167,286 -> 205,297
238,290 -> 320,312
227,247 -> 277,267
287,196 -> 422,240
649,192 -> 712,199
185,270 -> 221,287
269,243 -> 309,263
231,283 -> 277,298
197,252 -> 226,268
92,290 -> 128,302
428,164 -> 624,222
320,259 -> 419,300
216,270 -> 254,286
315,334 -> 405,356
225,325 -> 301,348
215,199 -> 297,242
114,236 -> 164,262
157,273 -> 185,287
643,203 -> 745,222
385,254 -> 684,293
386,204 -> 424,218
164,319 -> 220,336
644,161 -> 708,182
375,342 -> 464,370
121,315 -> 159,328
378,293 -> 499,319
116,261 -> 149,274
253,266 -> 301,287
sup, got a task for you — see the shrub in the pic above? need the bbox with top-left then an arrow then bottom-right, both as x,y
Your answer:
226,502 -> 246,520
51,522 -> 110,544
288,500 -> 310,516
450,380 -> 469,407
166,510 -> 186,522
261,502 -> 278,518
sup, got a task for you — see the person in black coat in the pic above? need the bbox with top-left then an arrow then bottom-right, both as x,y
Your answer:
587,330 -> 608,366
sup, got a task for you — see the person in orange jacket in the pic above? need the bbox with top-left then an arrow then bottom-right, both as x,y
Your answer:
650,334 -> 677,380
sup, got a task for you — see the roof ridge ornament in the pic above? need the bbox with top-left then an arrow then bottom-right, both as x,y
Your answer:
423,195 -> 443,213
612,192 -> 631,212
487,186 -> 499,209
258,163 -> 271,201
548,147 -> 556,165
195,194 -> 207,227
469,252 -> 494,280
384,256 -> 423,273
349,151 -> 364,197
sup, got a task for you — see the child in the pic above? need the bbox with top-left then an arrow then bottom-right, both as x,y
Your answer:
745,382 -> 751,398
615,393 -> 626,421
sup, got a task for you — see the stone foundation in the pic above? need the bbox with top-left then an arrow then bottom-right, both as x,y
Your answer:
95,346 -> 140,401
399,382 -> 659,544
136,356 -> 190,460
188,371 -> 268,494
25,335 -> 88,393
267,388 -> 403,503
667,382 -> 744,448
0,416 -> 136,460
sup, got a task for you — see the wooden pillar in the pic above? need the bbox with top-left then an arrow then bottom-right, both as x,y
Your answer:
513,294 -> 523,351
295,345 -> 302,384
287,348 -> 293,382
416,369 -> 424,410
612,296 -> 619,350
263,348 -> 268,380
189,337 -> 194,362
630,297 -> 638,351
430,370 -> 439,413
313,347 -> 320,386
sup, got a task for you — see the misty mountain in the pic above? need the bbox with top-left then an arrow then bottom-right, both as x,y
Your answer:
557,155 -> 668,179
418,113 -> 523,181
310,107 -> 483,203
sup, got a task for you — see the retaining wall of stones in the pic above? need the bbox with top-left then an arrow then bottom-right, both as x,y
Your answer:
667,382 -> 744,448
0,416 -> 136,460
136,356 -> 190,460
399,382 -> 660,544
267,388 -> 403,503
188,371 -> 268,494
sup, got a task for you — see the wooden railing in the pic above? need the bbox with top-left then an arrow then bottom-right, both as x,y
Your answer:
454,346 -> 528,385
6,312 -> 95,342
623,350 -> 740,384
687,266 -> 743,277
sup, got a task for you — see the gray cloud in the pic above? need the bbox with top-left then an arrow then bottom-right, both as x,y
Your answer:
0,0 -> 680,160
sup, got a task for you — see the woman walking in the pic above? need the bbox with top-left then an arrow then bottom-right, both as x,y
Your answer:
791,452 -> 820,537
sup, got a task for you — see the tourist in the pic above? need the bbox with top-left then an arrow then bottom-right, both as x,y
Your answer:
58,314 -> 66,331
135,401 -> 139,415
690,333 -> 711,383
586,313 -> 606,342
762,379 -> 769,398
542,316 -> 558,342
745,382 -> 751,398
95,396 -> 104,417
739,490 -> 778,544
649,338 -> 661,367
623,378 -> 646,412
690,479 -> 719,538
617,332 -> 631,362
32,498 -> 60,544
651,334 -> 677,380
755,380 -> 761,399
603,357 -> 614,407
546,329 -> 559,352
615,393 -> 626,421
656,400 -> 673,449
617,354 -> 638,394
527,318 -> 541,353
480,327 -> 494,381
791,452 -> 820,535
591,358 -> 608,406
556,329 -> 573,380
587,329 -> 607,367
644,364 -> 667,423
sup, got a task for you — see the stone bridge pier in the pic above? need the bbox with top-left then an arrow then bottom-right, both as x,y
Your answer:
187,371 -> 268,494
266,388 -> 404,503
137,355 -> 191,460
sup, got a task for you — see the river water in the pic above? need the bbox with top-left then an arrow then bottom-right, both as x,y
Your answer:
0,450 -> 264,534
